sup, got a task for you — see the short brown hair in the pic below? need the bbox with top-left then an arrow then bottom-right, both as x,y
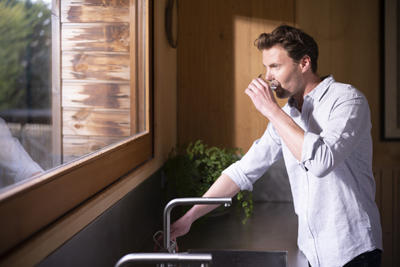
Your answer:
255,25 -> 319,73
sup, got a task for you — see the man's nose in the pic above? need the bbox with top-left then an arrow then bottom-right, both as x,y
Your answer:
265,71 -> 274,81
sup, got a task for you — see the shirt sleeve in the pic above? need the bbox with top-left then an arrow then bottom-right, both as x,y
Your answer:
222,123 -> 283,191
301,90 -> 371,177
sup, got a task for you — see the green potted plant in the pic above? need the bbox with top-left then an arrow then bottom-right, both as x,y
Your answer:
162,140 -> 253,224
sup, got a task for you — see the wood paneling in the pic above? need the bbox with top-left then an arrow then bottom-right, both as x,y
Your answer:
62,52 -> 130,81
129,0 -> 138,134
62,82 -> 130,109
58,0 -> 148,161
63,135 -> 122,162
63,108 -> 130,137
61,0 -> 129,23
296,0 -> 377,89
374,168 -> 400,267
62,23 -> 130,52
177,0 -> 294,150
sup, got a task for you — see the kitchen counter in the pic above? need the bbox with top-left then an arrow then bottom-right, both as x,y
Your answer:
176,202 -> 308,267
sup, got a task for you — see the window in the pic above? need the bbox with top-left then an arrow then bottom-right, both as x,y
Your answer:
0,0 -> 152,255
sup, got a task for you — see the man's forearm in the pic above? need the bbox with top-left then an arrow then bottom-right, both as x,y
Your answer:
268,107 -> 304,161
184,173 -> 240,224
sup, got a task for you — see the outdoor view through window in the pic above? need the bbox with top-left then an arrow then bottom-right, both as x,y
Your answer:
0,0 -> 148,191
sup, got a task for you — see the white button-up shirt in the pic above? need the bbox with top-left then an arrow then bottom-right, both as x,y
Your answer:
223,76 -> 382,267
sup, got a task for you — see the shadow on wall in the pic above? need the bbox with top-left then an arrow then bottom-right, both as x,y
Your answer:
252,158 -> 293,203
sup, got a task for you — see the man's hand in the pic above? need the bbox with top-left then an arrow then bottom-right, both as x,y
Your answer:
245,78 -> 280,119
170,214 -> 193,243
245,77 -> 305,161
169,174 -> 240,245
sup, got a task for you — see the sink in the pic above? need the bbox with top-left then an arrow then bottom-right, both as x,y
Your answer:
181,249 -> 287,267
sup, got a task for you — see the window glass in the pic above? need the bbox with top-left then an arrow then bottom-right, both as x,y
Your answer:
0,0 -> 148,191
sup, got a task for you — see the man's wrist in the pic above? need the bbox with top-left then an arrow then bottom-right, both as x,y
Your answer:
265,104 -> 282,120
184,207 -> 197,224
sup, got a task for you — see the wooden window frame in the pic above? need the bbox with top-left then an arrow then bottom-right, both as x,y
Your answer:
0,0 -> 153,256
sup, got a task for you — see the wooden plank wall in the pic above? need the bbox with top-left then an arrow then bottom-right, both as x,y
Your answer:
177,0 -> 294,150
60,0 -> 132,161
374,168 -> 400,267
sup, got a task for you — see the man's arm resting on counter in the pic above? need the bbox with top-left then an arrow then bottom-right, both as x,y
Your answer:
170,173 -> 240,241
185,173 -> 240,222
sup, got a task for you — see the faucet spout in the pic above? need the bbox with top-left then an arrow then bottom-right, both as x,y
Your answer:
163,197 -> 232,252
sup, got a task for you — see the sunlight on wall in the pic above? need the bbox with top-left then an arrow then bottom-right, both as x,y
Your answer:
233,16 -> 289,150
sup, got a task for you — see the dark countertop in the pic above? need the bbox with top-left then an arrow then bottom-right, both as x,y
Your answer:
176,202 -> 308,267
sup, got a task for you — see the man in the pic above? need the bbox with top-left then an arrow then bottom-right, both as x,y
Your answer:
170,25 -> 382,267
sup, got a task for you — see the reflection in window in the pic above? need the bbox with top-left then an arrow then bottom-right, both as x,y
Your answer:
0,0 -> 148,190
0,0 -> 51,188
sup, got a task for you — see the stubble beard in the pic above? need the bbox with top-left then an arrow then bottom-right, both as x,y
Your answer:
274,87 -> 291,99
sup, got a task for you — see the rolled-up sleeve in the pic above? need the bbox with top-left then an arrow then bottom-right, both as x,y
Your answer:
222,123 -> 283,191
300,91 -> 370,177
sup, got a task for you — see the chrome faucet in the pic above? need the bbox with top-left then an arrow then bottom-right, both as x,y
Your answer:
115,252 -> 212,267
163,197 -> 232,253
115,198 -> 231,267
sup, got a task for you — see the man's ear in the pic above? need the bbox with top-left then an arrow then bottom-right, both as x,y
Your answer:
300,55 -> 312,73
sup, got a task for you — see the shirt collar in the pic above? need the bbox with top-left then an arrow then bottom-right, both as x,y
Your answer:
288,75 -> 335,108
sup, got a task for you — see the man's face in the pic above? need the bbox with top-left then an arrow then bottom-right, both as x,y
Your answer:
262,45 -> 304,99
